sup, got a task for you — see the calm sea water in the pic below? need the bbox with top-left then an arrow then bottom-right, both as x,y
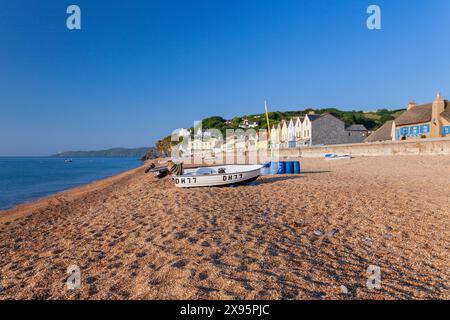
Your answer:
0,157 -> 142,210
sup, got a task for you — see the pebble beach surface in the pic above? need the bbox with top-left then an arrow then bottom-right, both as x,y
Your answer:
0,155 -> 448,299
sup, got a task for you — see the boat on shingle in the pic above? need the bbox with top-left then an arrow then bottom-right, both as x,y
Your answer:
172,164 -> 263,188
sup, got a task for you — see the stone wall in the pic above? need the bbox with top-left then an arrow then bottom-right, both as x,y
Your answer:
279,137 -> 450,158
179,138 -> 450,165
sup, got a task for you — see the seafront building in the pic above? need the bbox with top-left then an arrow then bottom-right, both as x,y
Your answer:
171,91 -> 450,157
366,92 -> 450,142
183,111 -> 370,155
239,118 -> 259,129
271,112 -> 368,148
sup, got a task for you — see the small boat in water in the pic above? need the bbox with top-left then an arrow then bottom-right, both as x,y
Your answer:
172,164 -> 263,188
64,159 -> 73,163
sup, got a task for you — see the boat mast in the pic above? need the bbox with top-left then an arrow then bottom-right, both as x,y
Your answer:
264,100 -> 271,140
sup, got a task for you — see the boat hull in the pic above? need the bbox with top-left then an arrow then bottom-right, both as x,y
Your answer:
324,156 -> 352,161
172,165 -> 262,188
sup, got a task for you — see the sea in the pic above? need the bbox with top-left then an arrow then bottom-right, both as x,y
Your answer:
0,157 -> 142,210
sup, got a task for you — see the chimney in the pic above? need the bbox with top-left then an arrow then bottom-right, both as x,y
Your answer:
432,91 -> 445,119
407,101 -> 416,110
430,91 -> 445,137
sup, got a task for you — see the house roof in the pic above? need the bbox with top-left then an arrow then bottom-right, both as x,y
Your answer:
306,114 -> 320,121
441,102 -> 450,121
394,103 -> 432,126
394,100 -> 450,126
345,124 -> 368,131
365,120 -> 394,142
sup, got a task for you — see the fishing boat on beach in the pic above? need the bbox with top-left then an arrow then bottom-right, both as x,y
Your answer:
324,154 -> 352,160
172,164 -> 263,188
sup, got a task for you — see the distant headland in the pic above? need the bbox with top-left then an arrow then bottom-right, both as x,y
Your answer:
52,147 -> 152,158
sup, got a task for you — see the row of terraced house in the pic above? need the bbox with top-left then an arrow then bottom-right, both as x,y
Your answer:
270,111 -> 368,148
173,91 -> 449,157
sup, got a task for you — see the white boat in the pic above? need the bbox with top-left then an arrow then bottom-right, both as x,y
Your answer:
172,164 -> 263,188
324,154 -> 352,161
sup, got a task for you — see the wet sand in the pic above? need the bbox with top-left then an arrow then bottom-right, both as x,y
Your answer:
0,155 -> 449,299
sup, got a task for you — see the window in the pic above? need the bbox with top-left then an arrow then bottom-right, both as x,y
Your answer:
442,126 -> 450,136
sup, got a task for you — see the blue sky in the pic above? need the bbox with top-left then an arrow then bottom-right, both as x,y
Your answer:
1,0 -> 449,155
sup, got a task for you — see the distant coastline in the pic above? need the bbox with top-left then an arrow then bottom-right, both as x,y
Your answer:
51,147 -> 151,158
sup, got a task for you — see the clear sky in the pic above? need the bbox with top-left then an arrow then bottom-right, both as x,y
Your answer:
1,0 -> 449,155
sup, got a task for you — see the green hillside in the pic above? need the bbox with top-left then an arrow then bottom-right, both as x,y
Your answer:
197,107 -> 404,134
154,107 -> 405,153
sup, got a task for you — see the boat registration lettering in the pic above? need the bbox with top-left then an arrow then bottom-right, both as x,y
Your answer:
223,174 -> 243,181
174,177 -> 197,184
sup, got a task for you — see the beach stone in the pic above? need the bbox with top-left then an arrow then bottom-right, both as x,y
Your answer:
383,233 -> 393,240
243,281 -> 255,292
199,272 -> 208,280
112,262 -> 123,269
187,237 -> 198,244
148,279 -> 161,286
308,291 -> 325,299
172,260 -> 186,269
267,244 -> 278,256
175,231 -> 186,239
52,248 -> 63,255
197,286 -> 218,294
23,266 -> 33,272
201,241 -> 210,247
340,285 -> 349,295
281,289 -> 299,300
258,290 -> 269,297
327,229 -> 338,237
86,276 -> 96,284
136,252 -> 146,258
313,230 -> 324,236
88,285 -> 98,296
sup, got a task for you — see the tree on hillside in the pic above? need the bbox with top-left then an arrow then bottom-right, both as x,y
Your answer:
202,116 -> 226,129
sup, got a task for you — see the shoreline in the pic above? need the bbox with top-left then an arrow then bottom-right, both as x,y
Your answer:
0,163 -> 147,224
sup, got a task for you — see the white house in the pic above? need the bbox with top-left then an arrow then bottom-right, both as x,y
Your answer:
270,124 -> 279,148
288,119 -> 296,148
301,112 -> 320,145
280,120 -> 288,147
294,117 -> 302,141
239,118 -> 259,129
